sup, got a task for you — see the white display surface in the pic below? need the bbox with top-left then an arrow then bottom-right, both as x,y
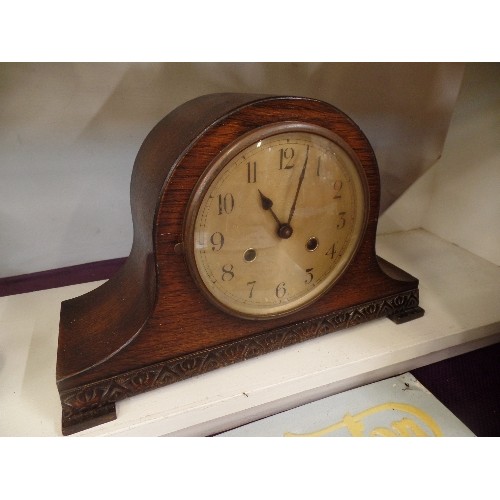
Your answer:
1,229 -> 499,436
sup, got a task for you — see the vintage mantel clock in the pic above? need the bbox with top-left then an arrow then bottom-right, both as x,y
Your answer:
56,93 -> 424,435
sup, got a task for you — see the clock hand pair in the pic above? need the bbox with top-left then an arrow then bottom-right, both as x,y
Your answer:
258,147 -> 309,240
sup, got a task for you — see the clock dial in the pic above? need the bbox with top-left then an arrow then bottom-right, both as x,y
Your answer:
185,123 -> 367,319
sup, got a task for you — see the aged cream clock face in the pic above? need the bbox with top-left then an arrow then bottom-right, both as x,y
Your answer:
184,123 -> 367,319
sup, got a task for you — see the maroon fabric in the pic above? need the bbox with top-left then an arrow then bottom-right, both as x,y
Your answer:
0,257 -> 126,297
413,342 -> 500,437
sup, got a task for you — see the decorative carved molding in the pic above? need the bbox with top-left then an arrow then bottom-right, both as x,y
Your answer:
61,289 -> 420,429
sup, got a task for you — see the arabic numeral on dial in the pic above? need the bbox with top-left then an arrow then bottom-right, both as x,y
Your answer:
275,282 -> 287,299
305,268 -> 314,284
279,147 -> 295,170
247,161 -> 257,183
218,193 -> 234,215
247,280 -> 256,298
337,211 -> 346,229
221,264 -> 234,281
210,232 -> 224,252
326,243 -> 337,259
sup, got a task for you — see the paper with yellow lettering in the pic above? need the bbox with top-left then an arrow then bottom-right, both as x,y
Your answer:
217,373 -> 474,437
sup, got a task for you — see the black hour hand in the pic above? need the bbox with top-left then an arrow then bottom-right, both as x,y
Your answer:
258,189 -> 276,211
258,190 -> 293,239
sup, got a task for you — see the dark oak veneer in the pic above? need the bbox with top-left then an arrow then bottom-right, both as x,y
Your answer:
56,94 -> 423,435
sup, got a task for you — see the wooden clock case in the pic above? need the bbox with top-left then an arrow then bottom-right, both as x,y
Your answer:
56,93 -> 424,435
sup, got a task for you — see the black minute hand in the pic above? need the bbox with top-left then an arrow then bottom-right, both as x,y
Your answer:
287,145 -> 309,225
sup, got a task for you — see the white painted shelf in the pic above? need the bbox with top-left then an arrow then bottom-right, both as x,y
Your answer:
1,228 -> 499,436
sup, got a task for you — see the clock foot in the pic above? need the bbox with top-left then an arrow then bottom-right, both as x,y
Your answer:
61,401 -> 117,436
388,305 -> 425,325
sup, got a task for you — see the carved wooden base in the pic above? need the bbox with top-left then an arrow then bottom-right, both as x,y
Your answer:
62,402 -> 116,436
60,288 -> 421,435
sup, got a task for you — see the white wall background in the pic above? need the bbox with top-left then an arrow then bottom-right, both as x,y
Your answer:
0,62 -> 465,278
379,63 -> 500,266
